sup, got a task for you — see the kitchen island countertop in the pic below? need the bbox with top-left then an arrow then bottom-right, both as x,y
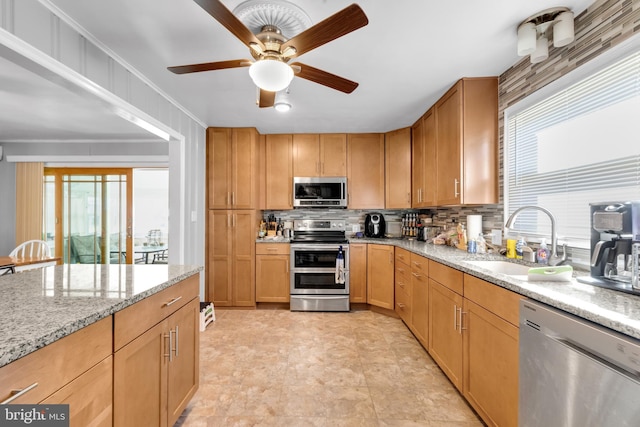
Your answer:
0,264 -> 202,368
354,237 -> 640,340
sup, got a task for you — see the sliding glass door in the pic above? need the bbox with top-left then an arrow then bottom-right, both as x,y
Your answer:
44,169 -> 133,264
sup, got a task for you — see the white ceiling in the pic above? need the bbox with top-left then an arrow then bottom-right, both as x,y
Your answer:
3,0 -> 596,140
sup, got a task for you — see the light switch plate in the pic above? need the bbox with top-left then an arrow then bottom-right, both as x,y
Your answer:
352,224 -> 361,232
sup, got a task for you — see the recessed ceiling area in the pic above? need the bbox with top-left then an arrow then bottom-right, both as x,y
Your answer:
5,0 -> 596,138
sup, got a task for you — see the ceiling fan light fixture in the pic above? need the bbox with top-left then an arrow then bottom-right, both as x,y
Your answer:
249,59 -> 294,92
274,101 -> 292,112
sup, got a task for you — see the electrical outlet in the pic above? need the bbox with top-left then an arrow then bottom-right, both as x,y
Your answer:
352,224 -> 361,232
491,229 -> 503,245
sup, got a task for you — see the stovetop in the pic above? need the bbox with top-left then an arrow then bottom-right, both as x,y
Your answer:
291,219 -> 348,244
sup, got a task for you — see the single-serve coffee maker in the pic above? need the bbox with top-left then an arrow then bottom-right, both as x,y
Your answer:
577,201 -> 640,294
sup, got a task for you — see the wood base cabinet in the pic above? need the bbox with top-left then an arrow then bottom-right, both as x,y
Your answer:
114,278 -> 200,427
208,210 -> 256,306
428,279 -> 464,391
0,317 -> 113,426
367,244 -> 394,309
394,248 -> 412,323
349,243 -> 367,303
463,274 -> 520,427
256,243 -> 290,302
409,253 -> 429,346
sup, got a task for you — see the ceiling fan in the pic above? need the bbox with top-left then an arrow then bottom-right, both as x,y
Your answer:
168,0 -> 368,108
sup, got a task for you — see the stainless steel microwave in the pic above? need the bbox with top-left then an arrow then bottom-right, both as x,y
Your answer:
293,177 -> 347,208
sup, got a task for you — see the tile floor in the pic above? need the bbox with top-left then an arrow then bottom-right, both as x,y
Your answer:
175,308 -> 484,427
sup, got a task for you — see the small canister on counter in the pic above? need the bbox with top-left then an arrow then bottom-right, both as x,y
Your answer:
506,239 -> 517,258
468,239 -> 477,254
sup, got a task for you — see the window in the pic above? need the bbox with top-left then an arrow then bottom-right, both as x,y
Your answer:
505,46 -> 640,249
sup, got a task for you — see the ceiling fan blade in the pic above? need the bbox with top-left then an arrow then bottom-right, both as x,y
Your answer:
258,89 -> 275,108
281,4 -> 368,59
193,0 -> 265,50
168,59 -> 251,74
291,62 -> 359,94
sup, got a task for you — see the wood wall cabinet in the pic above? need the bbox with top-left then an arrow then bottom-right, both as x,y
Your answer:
0,317 -> 113,426
265,134 -> 293,209
412,109 -> 436,208
463,274 -> 520,427
256,243 -> 290,303
435,78 -> 498,206
349,243 -> 368,303
366,244 -> 394,309
207,127 -> 259,209
385,127 -> 412,209
347,133 -> 385,209
208,210 -> 256,306
293,133 -> 347,177
114,276 -> 200,427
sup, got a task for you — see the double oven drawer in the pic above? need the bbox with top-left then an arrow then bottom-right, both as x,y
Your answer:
290,243 -> 349,295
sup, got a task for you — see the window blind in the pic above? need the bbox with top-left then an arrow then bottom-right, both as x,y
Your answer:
506,49 -> 640,248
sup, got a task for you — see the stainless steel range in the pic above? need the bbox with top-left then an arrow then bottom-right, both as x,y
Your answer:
290,219 -> 350,312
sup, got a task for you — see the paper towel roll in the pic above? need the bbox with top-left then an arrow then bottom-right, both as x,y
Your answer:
467,215 -> 483,241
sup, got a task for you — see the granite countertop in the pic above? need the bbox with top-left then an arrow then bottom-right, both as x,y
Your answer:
353,237 -> 640,340
0,264 -> 203,368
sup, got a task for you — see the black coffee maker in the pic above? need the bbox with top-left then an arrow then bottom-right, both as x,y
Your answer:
578,201 -> 640,294
365,213 -> 386,238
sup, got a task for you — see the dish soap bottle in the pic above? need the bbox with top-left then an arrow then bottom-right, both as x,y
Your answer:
515,236 -> 526,260
537,238 -> 550,265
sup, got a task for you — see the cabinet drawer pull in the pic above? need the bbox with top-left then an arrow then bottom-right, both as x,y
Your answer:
1,383 -> 38,404
266,247 -> 278,251
397,303 -> 406,309
397,267 -> 405,273
411,272 -> 421,278
163,296 -> 183,307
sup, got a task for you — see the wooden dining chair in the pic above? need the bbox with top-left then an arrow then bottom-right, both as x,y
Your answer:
9,240 -> 52,259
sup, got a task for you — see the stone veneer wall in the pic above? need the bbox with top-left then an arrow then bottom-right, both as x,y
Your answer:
269,0 -> 640,260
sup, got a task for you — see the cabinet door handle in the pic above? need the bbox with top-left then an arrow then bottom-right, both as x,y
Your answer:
174,326 -> 179,358
163,296 -> 183,307
407,192 -> 411,204
227,192 -> 230,205
411,272 -> 421,278
1,383 -> 38,404
389,252 -> 393,263
454,305 -> 458,331
397,303 -> 406,310
164,332 -> 173,362
460,309 -> 467,332
397,267 -> 405,273
232,191 -> 235,206
227,213 -> 231,228
454,179 -> 460,198
232,214 -> 236,228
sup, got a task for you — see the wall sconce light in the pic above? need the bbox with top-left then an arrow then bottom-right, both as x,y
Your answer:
517,7 -> 575,64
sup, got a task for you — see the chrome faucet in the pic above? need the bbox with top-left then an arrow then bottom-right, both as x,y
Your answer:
505,205 -> 566,266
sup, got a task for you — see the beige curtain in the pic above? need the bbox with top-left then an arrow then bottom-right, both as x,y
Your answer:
15,162 -> 44,246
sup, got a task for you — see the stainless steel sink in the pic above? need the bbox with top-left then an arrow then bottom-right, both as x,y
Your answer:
465,260 -> 531,276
